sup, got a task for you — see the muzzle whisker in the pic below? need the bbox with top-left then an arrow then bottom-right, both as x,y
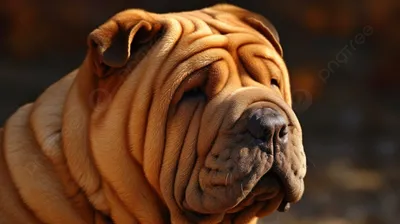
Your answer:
225,172 -> 230,186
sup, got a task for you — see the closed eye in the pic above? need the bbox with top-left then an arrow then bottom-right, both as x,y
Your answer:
271,78 -> 280,88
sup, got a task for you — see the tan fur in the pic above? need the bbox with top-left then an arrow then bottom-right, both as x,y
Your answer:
0,4 -> 306,224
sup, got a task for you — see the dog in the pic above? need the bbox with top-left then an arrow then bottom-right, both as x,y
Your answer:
0,4 -> 306,224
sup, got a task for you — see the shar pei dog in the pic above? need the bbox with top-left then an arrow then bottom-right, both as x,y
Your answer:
0,3 -> 306,224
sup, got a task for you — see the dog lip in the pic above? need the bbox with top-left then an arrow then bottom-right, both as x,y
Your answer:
253,136 -> 299,204
271,162 -> 304,204
252,121 -> 303,205
225,172 -> 281,213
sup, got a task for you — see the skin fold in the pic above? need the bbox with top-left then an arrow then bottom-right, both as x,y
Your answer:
0,4 -> 306,224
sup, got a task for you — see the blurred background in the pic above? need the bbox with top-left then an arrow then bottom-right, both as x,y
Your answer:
0,0 -> 399,223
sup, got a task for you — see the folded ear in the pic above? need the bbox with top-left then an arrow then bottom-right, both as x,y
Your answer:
88,9 -> 162,77
242,16 -> 283,56
211,4 -> 283,56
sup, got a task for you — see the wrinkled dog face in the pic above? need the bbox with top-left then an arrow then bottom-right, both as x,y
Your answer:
88,4 -> 306,222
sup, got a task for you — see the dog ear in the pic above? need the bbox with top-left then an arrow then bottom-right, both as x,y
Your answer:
88,9 -> 162,77
211,4 -> 283,57
242,16 -> 283,56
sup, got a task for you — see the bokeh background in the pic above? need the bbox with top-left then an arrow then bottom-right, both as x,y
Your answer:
1,0 -> 399,223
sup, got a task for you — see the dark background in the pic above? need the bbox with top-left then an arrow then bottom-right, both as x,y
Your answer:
1,0 -> 399,223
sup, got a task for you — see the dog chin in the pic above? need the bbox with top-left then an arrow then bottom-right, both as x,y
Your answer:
184,141 -> 272,212
225,172 -> 284,214
184,156 -> 284,216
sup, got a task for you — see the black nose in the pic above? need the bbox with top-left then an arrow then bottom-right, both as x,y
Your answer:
247,108 -> 288,148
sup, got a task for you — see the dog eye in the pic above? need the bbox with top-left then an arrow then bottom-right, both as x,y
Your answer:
271,78 -> 280,88
171,71 -> 208,105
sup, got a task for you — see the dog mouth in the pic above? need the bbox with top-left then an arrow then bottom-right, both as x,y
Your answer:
182,106 -> 305,219
223,160 -> 297,215
184,133 -> 304,215
224,172 -> 283,214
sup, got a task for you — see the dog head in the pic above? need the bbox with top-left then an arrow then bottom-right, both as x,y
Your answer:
83,4 -> 306,223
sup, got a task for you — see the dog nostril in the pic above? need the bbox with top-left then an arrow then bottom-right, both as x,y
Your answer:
278,125 -> 288,138
247,109 -> 269,139
247,108 -> 287,145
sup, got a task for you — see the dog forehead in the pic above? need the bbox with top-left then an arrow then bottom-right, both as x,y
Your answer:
106,5 -> 281,54
110,4 -> 254,28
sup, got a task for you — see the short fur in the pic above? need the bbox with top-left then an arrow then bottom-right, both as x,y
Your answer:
0,4 -> 306,224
